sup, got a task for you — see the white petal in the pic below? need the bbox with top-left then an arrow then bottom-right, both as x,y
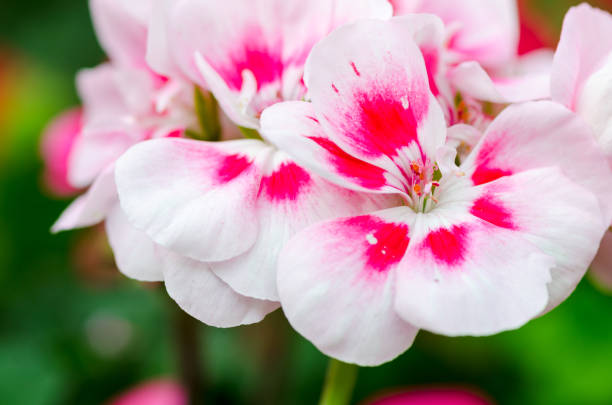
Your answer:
105,205 -> 164,282
52,166 -> 117,232
115,138 -> 268,262
211,152 -> 397,301
278,208 -> 419,366
162,250 -> 279,327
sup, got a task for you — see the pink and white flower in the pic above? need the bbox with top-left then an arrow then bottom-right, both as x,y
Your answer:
53,0 -> 192,241
260,17 -> 612,365
146,0 -> 392,129
113,0 -> 395,324
50,0 -> 275,327
551,3 -> 612,291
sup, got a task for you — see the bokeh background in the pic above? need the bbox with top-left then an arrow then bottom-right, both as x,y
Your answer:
1,1 -> 612,404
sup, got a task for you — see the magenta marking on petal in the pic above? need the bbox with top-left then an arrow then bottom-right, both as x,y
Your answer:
213,26 -> 284,91
332,83 -> 340,94
216,154 -> 252,183
350,61 -> 361,77
471,135 -> 513,185
306,115 -> 320,124
166,129 -> 183,138
470,195 -> 517,230
344,216 -> 410,273
341,81 -> 429,159
308,136 -> 389,190
258,161 -> 312,202
422,225 -> 469,267
421,47 -> 440,96
471,167 -> 513,186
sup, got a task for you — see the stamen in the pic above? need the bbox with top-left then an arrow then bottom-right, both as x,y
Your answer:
413,184 -> 422,196
403,160 -> 444,213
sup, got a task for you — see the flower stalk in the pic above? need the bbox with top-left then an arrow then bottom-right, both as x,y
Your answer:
319,359 -> 359,405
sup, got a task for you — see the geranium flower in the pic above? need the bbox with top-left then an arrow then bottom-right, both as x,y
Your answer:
260,17 -> 612,365
147,0 -> 393,129
550,3 -> 612,294
52,0 -> 193,278
49,0 -> 277,327
114,0 -> 395,324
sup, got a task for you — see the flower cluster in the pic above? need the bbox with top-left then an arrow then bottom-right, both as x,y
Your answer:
44,0 -> 612,366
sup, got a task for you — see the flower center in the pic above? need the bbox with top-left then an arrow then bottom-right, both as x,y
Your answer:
404,160 -> 442,213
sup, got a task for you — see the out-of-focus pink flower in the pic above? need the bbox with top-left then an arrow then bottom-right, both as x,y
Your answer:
108,379 -> 187,405
365,388 -> 492,405
40,108 -> 83,197
261,17 -> 612,366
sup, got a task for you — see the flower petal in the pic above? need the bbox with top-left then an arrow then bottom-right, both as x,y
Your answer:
146,0 -> 183,78
332,0 -> 393,24
393,0 -> 519,69
52,165 -> 117,232
395,191 -> 553,336
70,65 -> 153,188
463,101 -> 612,223
260,101 -> 405,194
471,168 -> 608,312
90,0 -> 150,68
449,61 -> 550,103
115,138 -> 267,262
551,3 -> 612,110
105,205 -> 164,282
304,17 -> 446,171
211,151 -> 397,301
278,208 -> 419,366
154,0 -> 390,127
162,249 -> 279,327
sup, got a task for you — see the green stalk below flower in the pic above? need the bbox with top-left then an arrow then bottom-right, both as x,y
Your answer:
319,358 -> 359,405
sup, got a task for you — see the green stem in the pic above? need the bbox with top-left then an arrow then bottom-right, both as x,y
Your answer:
318,358 -> 359,405
193,86 -> 221,142
239,126 -> 264,140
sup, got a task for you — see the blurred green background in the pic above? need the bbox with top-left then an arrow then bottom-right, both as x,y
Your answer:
1,1 -> 612,404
